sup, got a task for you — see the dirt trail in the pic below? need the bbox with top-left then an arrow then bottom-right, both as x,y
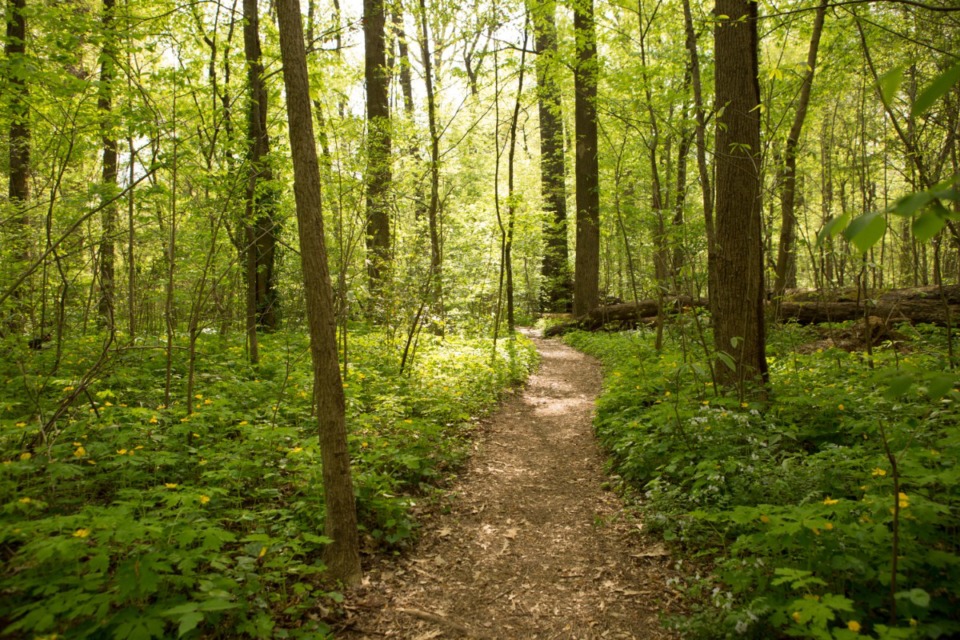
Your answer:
337,332 -> 678,639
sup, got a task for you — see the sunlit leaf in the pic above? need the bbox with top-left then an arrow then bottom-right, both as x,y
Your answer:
912,209 -> 946,242
878,66 -> 904,105
912,61 -> 960,117
843,212 -> 886,253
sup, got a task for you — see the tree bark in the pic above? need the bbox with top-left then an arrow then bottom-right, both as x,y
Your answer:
364,0 -> 393,298
5,0 -> 30,331
532,0 -> 571,312
97,0 -> 118,330
712,0 -> 767,387
419,0 -> 443,305
275,0 -> 362,586
681,0 -> 715,303
572,0 -> 600,316
773,0 -> 827,303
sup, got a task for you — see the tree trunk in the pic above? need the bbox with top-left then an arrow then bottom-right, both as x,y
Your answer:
275,0 -> 362,586
364,0 -> 392,299
6,0 -> 30,331
419,0 -> 443,305
97,0 -> 118,330
681,0 -> 715,304
572,0 -> 600,316
532,0 -> 571,312
773,0 -> 827,303
712,0 -> 767,388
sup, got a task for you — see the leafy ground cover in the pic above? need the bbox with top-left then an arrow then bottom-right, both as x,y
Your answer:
0,329 -> 536,639
566,320 -> 960,640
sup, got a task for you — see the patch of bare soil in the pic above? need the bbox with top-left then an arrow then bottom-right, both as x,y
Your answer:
335,332 -> 680,639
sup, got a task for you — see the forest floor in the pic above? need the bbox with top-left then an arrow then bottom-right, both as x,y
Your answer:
335,331 -> 680,639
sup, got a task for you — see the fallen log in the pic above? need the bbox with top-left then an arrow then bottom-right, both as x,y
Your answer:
777,299 -> 960,327
543,296 -> 706,336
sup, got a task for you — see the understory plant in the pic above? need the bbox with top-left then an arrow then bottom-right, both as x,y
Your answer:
1,328 -> 536,639
567,321 -> 960,640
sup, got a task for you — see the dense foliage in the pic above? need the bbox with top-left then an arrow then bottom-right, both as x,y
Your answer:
0,330 -> 536,638
567,323 -> 959,640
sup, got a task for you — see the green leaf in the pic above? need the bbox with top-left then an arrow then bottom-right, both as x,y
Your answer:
912,209 -> 946,242
895,588 -> 931,608
912,61 -> 960,117
884,374 -> 914,399
197,598 -> 238,612
927,374 -> 955,400
177,611 -> 204,638
879,66 -> 905,105
843,212 -> 886,253
818,213 -> 850,245
892,191 -> 935,217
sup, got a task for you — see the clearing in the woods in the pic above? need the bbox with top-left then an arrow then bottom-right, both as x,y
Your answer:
338,332 -> 679,639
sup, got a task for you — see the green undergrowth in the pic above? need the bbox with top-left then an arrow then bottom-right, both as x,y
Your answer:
566,322 -> 960,640
0,328 -> 536,639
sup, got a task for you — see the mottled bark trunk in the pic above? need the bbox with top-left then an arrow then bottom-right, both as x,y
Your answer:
364,0 -> 392,298
97,0 -> 118,329
275,0 -> 362,585
532,0 -> 571,312
243,0 -> 278,348
713,0 -> 767,388
6,0 -> 30,330
419,0 -> 442,303
572,0 -> 600,316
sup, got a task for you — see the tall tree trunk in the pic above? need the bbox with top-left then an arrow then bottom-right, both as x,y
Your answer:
572,0 -> 600,316
393,7 -> 415,116
681,0 -> 715,302
6,0 -> 30,331
773,0 -> 827,303
419,0 -> 443,305
532,0 -> 571,312
98,0 -> 118,330
505,25 -> 529,333
275,0 -> 362,586
364,0 -> 392,300
713,0 -> 767,389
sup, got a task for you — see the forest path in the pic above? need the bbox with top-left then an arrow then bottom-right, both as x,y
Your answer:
337,331 -> 678,639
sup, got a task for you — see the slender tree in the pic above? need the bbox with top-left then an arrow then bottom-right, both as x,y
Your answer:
773,0 -> 828,303
97,0 -> 118,330
364,0 -> 393,299
572,0 -> 600,316
5,0 -> 30,331
712,0 -> 767,388
419,0 -> 443,304
275,0 -> 362,585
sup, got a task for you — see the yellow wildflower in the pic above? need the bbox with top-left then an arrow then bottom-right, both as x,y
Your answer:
204,399 -> 212,405
63,386 -> 75,392
361,442 -> 369,448
837,404 -> 844,411
258,546 -> 267,559
15,421 -> 26,427
19,497 -> 31,504
20,452 -> 31,461
871,468 -> 887,477
741,402 -> 749,408
73,446 -> 86,458
898,492 -> 909,508
165,483 -> 179,489
199,495 -> 210,505
847,620 -> 861,633
239,420 -> 248,426
823,497 -> 839,505
824,522 -> 834,531
104,402 -> 113,407
149,417 -> 158,424
73,528 -> 90,538
290,446 -> 303,454
760,515 -> 770,524
792,611 -> 802,623
117,449 -> 128,455
195,394 -> 202,400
